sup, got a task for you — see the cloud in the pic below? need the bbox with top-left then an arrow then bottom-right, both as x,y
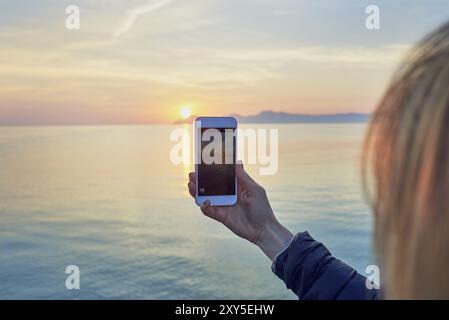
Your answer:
0,43 -> 412,97
273,9 -> 297,16
113,0 -> 173,39
171,44 -> 411,67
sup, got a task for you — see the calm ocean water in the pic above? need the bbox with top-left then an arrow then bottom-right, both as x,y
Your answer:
0,124 -> 374,299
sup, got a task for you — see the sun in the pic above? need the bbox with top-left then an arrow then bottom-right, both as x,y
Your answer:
180,105 -> 192,119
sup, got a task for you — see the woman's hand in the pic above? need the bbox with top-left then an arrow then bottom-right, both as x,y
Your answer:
188,163 -> 293,261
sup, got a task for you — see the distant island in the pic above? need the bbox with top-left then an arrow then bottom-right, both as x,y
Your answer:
232,111 -> 370,123
174,111 -> 370,124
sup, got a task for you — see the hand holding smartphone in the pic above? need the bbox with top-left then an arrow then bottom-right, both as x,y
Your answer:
189,120 -> 293,259
195,117 -> 237,206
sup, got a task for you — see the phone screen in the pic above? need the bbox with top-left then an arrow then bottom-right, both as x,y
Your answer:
198,127 -> 236,196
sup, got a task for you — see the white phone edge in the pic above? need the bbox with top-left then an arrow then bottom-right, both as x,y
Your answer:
194,117 -> 238,207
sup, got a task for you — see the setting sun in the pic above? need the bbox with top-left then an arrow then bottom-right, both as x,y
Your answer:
180,105 -> 192,119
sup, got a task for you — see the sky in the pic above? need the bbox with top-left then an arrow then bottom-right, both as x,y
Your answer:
1,0 -> 449,125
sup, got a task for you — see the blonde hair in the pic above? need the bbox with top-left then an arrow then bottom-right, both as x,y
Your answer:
364,20 -> 449,299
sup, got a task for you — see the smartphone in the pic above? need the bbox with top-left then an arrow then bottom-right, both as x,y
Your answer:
195,117 -> 237,206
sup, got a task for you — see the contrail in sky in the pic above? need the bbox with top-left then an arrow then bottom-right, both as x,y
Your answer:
113,0 -> 173,39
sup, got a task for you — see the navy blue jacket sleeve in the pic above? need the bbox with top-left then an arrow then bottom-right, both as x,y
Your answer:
272,232 -> 379,300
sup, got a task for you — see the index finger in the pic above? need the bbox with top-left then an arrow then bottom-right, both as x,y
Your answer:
188,181 -> 196,198
189,172 -> 196,183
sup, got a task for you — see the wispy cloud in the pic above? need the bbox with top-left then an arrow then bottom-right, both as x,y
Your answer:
113,0 -> 173,39
273,9 -> 297,16
172,44 -> 411,67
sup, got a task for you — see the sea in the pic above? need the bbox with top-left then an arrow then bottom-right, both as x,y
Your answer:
0,124 -> 374,299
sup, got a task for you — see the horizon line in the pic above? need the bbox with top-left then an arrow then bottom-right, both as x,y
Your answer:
0,111 -> 372,127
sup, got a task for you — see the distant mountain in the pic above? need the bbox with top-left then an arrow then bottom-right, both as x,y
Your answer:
231,111 -> 370,123
173,111 -> 371,124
